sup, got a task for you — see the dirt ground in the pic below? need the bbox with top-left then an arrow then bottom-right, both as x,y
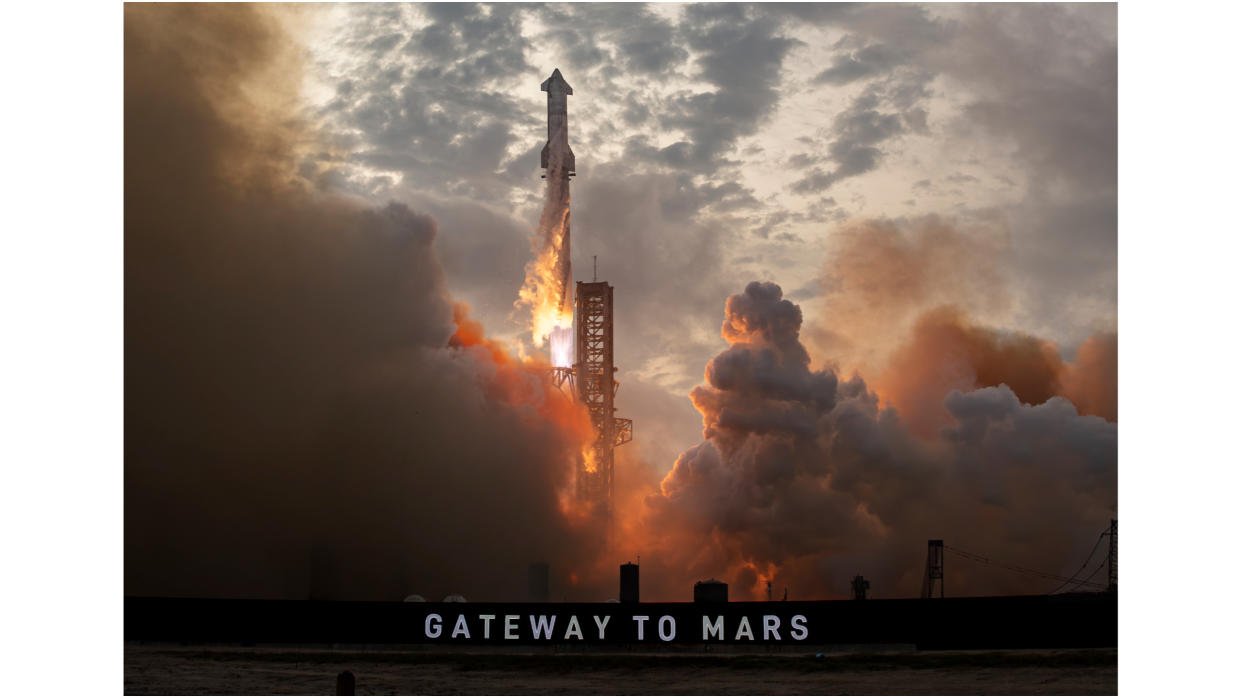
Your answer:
124,644 -> 1117,695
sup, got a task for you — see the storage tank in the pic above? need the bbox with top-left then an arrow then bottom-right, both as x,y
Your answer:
693,579 -> 728,604
620,562 -> 639,604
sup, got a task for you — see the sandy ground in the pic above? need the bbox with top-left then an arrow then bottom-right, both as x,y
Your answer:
124,644 -> 1117,695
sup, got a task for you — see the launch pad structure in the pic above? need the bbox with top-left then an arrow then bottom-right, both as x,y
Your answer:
574,280 -> 633,504
540,68 -> 632,511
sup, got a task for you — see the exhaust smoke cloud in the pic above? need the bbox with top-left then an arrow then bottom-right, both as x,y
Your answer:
125,4 -> 598,602
632,282 -> 1116,601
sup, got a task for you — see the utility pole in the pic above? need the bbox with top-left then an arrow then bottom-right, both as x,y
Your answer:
1107,519 -> 1117,592
922,539 -> 944,598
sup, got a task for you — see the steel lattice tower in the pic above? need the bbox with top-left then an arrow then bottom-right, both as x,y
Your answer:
574,281 -> 632,508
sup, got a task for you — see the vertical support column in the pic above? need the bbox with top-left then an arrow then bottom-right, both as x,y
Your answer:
1107,519 -> 1117,592
923,539 -> 944,598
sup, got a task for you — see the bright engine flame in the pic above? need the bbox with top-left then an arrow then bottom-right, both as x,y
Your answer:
549,323 -> 573,368
515,168 -> 573,364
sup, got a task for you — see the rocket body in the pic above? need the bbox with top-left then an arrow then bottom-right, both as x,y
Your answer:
536,68 -> 575,332
540,68 -> 576,178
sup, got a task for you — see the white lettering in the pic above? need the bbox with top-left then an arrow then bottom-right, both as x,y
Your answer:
735,616 -> 754,641
593,615 -> 611,639
504,614 -> 519,640
703,615 -> 724,641
564,615 -> 583,640
790,614 -> 808,641
478,614 -> 495,639
452,614 -> 470,639
530,615 -> 557,640
658,615 -> 676,641
425,613 -> 442,639
762,615 -> 781,641
633,615 -> 649,641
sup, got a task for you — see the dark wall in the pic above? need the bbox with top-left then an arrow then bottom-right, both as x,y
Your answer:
125,593 -> 1116,650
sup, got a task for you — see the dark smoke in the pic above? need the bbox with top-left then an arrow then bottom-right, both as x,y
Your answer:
125,4 -> 598,601
644,282 -> 1116,600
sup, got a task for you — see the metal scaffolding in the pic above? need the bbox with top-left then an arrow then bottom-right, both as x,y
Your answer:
574,281 -> 631,509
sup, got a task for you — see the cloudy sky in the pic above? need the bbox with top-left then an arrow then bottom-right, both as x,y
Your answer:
293,2 -> 1116,470
122,2 -> 1118,601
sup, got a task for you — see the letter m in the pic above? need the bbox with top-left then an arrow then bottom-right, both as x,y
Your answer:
703,615 -> 724,641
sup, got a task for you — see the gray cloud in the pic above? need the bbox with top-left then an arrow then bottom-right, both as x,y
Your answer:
791,3 -> 1117,345
652,4 -> 800,174
312,3 -> 532,203
534,2 -> 688,76
793,89 -> 909,193
815,42 -> 906,85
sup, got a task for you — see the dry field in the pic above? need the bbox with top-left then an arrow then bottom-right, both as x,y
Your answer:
124,644 -> 1116,695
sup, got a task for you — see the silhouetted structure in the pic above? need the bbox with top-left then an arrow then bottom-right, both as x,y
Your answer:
528,562 -> 550,603
335,670 -> 355,695
693,579 -> 728,604
851,575 -> 871,600
1107,519 -> 1117,592
620,562 -> 639,604
923,539 -> 945,598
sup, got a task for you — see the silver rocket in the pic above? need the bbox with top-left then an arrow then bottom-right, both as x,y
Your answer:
536,68 -> 575,325
540,68 -> 576,178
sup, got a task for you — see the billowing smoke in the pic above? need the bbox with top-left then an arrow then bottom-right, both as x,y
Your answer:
636,282 -> 1115,601
806,215 -> 1117,433
125,4 -> 599,601
877,307 -> 1117,437
805,215 -> 1013,380
1057,332 -> 1118,422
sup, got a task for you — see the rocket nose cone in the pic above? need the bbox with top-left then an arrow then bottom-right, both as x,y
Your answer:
541,68 -> 573,95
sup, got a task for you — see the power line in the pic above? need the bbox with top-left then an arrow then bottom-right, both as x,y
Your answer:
1066,559 -> 1109,594
1049,531 -> 1109,595
944,545 -> 1107,589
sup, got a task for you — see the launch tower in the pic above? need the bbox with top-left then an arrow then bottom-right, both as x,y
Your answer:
574,280 -> 633,505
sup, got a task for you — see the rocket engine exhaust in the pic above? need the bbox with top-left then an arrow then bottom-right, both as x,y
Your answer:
517,68 -> 576,367
549,325 -> 573,368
